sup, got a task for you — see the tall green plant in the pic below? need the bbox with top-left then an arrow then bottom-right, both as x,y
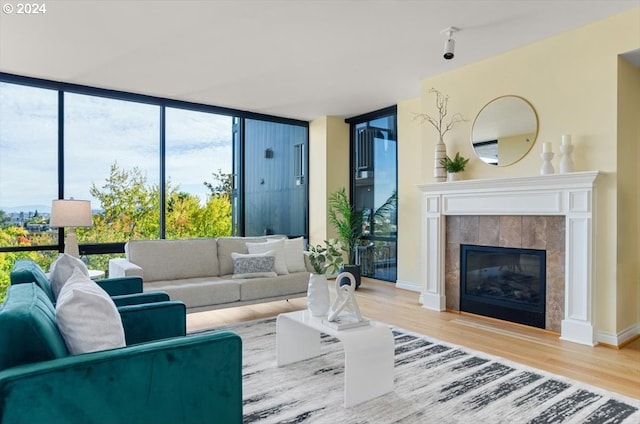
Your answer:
327,188 -> 363,264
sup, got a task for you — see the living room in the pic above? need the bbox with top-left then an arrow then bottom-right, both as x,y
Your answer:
1,1 -> 639,423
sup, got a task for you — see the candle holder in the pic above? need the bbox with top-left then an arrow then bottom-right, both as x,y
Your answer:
559,144 -> 574,173
540,152 -> 555,175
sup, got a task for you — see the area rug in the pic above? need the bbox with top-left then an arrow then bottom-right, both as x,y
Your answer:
197,318 -> 639,424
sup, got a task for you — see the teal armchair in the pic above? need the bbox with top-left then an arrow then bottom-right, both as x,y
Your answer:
0,283 -> 243,424
10,259 -> 185,345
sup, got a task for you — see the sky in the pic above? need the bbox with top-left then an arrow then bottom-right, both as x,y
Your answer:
0,82 -> 233,212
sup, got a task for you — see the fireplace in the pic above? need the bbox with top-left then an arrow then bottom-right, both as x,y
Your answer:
460,244 -> 546,329
418,172 -> 602,346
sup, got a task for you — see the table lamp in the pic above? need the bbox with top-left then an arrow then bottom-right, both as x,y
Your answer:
50,198 -> 93,258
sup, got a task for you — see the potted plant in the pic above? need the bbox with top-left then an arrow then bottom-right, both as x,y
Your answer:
327,187 -> 364,289
306,239 -> 343,316
440,152 -> 469,181
308,239 -> 344,275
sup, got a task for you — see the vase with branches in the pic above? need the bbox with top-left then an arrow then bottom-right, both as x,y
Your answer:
415,88 -> 467,182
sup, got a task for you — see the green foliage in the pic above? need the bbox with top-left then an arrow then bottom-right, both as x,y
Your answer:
440,152 -> 470,173
0,162 -> 233,302
0,225 -> 58,301
203,169 -> 233,199
327,188 -> 364,264
308,239 -> 344,274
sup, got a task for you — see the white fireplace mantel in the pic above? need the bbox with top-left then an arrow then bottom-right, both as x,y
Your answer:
417,171 -> 604,346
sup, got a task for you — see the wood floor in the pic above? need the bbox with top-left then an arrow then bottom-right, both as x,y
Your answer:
187,277 -> 640,400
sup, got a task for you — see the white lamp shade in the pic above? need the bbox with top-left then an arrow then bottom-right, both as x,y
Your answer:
50,199 -> 93,228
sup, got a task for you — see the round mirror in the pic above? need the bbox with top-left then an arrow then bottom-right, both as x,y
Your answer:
471,96 -> 538,166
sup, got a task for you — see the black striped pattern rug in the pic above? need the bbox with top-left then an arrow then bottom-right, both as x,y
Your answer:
201,318 -> 639,423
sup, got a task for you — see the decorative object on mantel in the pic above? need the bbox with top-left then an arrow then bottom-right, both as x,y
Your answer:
559,134 -> 575,173
440,152 -> 469,181
414,88 -> 467,182
307,239 -> 344,316
540,141 -> 555,175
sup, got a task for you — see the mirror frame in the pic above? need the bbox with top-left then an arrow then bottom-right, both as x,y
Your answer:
471,95 -> 539,167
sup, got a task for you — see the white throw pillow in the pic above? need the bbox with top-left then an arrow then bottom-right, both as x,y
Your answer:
231,251 -> 277,279
246,239 -> 289,275
49,253 -> 90,300
283,237 -> 307,273
55,267 -> 126,355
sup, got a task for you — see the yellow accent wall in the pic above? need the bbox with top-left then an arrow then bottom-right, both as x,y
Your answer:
616,56 -> 640,335
397,98 -> 423,287
395,8 -> 640,339
309,116 -> 350,246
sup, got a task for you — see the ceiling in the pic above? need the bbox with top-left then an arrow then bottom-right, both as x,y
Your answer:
1,0 -> 638,121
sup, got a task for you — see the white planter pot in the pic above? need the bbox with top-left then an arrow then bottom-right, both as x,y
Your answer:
307,273 -> 330,316
447,172 -> 461,181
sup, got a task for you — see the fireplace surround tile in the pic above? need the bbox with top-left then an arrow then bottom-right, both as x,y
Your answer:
479,216 -> 500,246
445,215 -> 565,332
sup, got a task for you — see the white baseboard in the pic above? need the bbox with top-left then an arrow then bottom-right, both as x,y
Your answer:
596,323 -> 640,347
396,280 -> 420,292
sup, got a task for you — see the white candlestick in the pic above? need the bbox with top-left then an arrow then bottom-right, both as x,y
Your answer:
543,142 -> 552,153
562,134 -> 572,146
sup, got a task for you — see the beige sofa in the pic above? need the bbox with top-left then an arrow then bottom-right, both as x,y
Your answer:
108,236 -> 312,313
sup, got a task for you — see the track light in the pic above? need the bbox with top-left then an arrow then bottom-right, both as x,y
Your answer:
441,26 -> 459,60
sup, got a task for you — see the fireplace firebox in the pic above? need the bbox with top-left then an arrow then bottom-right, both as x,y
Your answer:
460,244 -> 546,329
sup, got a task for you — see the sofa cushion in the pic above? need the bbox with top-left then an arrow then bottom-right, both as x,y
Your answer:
231,251 -> 277,279
238,272 -> 310,302
0,283 -> 69,371
246,239 -> 289,275
49,253 -> 90,299
283,237 -> 307,273
217,236 -> 267,276
144,277 -> 241,309
56,268 -> 126,354
126,238 -> 219,282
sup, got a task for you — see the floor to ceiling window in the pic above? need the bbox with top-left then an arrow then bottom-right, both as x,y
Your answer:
165,107 -> 233,239
0,83 -> 58,246
0,74 -> 309,297
348,106 -> 397,282
65,93 -> 161,243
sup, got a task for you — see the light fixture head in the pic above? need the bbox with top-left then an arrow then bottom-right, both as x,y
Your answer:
440,26 -> 460,60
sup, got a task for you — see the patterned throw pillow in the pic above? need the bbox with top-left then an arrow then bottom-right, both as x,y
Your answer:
231,251 -> 277,279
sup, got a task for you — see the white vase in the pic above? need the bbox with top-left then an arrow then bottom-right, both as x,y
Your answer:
307,273 -> 330,316
434,137 -> 447,182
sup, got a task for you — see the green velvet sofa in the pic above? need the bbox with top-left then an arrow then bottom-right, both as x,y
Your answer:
1,268 -> 243,423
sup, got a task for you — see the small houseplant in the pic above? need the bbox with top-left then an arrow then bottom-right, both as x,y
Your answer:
306,239 -> 343,316
308,239 -> 344,275
440,152 -> 469,181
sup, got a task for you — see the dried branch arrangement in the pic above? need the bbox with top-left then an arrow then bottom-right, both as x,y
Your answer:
414,88 -> 467,141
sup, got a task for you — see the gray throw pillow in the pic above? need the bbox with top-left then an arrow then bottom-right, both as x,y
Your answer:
231,251 -> 277,279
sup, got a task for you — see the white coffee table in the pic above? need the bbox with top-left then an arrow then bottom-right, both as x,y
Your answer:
276,310 -> 394,407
